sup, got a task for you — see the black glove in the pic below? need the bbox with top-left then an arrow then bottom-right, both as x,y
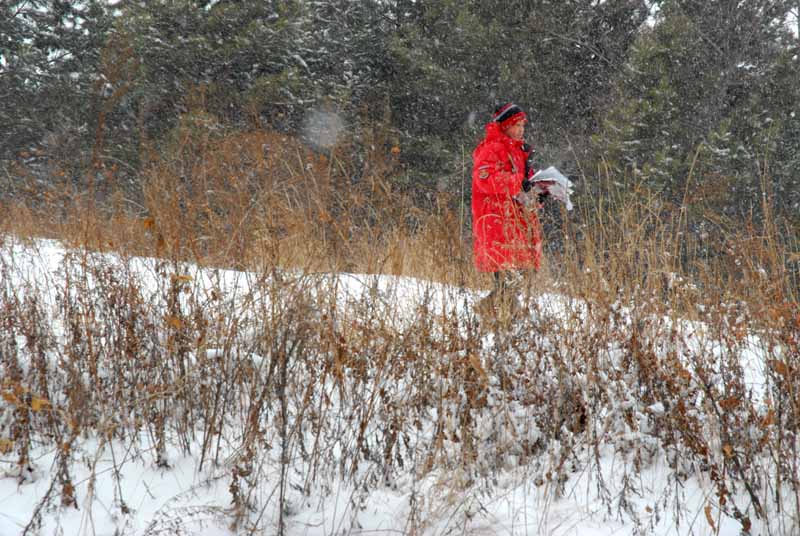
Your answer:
537,190 -> 550,204
520,142 -> 538,194
522,177 -> 533,193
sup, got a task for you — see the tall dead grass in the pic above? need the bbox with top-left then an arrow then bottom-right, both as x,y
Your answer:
2,112 -> 476,285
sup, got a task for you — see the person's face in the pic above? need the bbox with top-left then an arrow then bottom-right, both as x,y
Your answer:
505,121 -> 525,141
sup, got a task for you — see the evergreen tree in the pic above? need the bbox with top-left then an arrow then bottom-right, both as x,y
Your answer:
597,0 -> 798,218
0,1 -> 112,165
305,0 -> 393,110
387,0 -> 500,179
2,0 -> 797,228
116,0 -> 318,137
387,0 -> 648,186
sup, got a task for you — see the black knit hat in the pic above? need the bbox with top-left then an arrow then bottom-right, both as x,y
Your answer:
493,103 -> 527,128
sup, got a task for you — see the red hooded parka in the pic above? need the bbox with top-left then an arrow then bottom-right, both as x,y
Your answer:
471,122 -> 542,272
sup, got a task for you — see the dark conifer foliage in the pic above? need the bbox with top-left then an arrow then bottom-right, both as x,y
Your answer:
598,0 -> 799,217
1,0 -> 798,222
1,1 -> 112,163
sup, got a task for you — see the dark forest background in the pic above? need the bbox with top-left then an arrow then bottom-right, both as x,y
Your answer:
2,1 -> 799,272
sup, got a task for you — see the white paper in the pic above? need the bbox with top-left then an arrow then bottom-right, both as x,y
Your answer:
531,166 -> 574,210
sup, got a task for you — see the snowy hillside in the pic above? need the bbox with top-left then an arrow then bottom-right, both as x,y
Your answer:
0,236 -> 794,536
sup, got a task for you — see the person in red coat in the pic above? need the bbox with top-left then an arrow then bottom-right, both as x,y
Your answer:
472,103 -> 543,313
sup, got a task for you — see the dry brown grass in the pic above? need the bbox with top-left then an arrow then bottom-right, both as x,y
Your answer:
2,117 -> 480,289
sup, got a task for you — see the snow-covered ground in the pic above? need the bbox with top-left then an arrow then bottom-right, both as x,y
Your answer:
0,236 -> 790,535
0,433 -> 764,535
